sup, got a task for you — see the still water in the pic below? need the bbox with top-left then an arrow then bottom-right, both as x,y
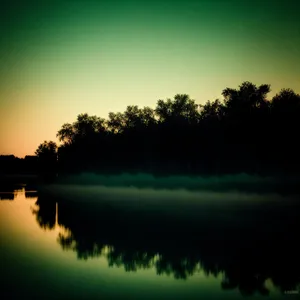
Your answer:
0,182 -> 299,299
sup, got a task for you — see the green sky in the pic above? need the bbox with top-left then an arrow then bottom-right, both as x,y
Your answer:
1,0 -> 299,157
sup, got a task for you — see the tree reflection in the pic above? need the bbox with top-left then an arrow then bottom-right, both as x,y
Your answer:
0,192 -> 15,200
0,185 -> 24,200
32,194 -> 56,230
25,191 -> 38,198
33,191 -> 300,296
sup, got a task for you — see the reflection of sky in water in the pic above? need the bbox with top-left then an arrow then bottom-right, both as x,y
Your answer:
0,187 -> 294,299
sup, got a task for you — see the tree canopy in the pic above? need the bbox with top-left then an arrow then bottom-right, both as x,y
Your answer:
32,81 -> 300,176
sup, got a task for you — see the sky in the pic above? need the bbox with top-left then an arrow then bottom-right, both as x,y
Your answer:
0,0 -> 299,157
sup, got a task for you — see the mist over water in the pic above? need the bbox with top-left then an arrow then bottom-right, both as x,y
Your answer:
54,172 -> 300,195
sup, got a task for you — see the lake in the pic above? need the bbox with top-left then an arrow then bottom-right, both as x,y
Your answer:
0,178 -> 299,299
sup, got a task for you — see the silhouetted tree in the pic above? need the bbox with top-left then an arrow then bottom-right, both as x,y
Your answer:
35,141 -> 57,180
49,81 -> 300,176
269,88 -> 300,173
0,155 -> 37,175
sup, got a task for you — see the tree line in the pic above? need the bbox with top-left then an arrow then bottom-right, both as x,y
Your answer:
9,81 -> 300,177
0,155 -> 38,175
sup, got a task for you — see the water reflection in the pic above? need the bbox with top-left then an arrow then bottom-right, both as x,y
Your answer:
32,186 -> 300,297
0,192 -> 15,200
31,195 -> 57,230
0,184 -> 40,201
25,191 -> 39,198
0,184 -> 24,200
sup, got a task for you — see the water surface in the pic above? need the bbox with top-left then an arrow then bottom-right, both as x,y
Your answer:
0,183 -> 299,299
